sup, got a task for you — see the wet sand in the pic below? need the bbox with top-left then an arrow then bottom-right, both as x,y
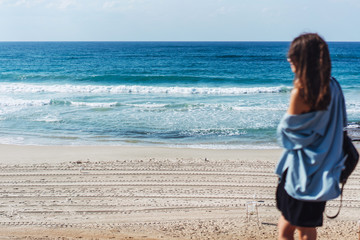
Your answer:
0,145 -> 359,239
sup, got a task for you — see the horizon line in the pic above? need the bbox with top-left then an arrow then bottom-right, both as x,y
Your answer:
0,40 -> 360,43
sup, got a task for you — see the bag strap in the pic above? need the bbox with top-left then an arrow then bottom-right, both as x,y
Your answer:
325,77 -> 347,219
326,183 -> 344,219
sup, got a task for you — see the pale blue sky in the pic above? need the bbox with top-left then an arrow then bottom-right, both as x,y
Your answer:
0,0 -> 359,41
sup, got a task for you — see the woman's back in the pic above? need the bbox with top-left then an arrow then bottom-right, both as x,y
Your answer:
275,33 -> 346,240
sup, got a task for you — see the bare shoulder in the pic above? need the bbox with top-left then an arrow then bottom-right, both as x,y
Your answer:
287,88 -> 311,115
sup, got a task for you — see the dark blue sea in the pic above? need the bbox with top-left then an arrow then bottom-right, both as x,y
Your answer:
0,42 -> 359,148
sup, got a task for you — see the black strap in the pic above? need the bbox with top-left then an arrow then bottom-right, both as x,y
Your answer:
325,78 -> 347,219
325,183 -> 344,219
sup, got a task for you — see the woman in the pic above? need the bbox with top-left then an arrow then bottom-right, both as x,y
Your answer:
275,33 -> 347,240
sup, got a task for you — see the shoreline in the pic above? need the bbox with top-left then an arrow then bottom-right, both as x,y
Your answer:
0,144 -> 283,164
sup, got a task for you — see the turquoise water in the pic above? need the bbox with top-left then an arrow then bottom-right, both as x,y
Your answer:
0,42 -> 359,148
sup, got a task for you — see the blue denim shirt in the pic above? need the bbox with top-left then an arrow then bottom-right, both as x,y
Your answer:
275,78 -> 346,201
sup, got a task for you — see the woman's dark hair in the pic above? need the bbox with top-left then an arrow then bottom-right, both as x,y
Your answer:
288,33 -> 331,110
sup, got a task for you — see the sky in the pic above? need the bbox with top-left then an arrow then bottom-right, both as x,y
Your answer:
0,0 -> 359,41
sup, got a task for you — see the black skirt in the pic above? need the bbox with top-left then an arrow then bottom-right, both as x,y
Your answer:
276,170 -> 326,227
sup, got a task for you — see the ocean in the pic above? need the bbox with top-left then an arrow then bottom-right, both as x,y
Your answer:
0,41 -> 359,148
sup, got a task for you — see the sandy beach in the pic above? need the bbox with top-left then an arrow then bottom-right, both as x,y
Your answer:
0,145 -> 359,239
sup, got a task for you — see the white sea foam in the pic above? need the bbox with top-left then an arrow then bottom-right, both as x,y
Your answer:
0,98 -> 120,109
34,116 -> 61,123
0,97 -> 50,107
231,106 -> 287,111
127,103 -> 167,108
0,96 -> 289,114
0,136 -> 25,145
167,143 -> 280,150
0,83 -> 291,95
70,101 -> 119,108
347,123 -> 360,129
